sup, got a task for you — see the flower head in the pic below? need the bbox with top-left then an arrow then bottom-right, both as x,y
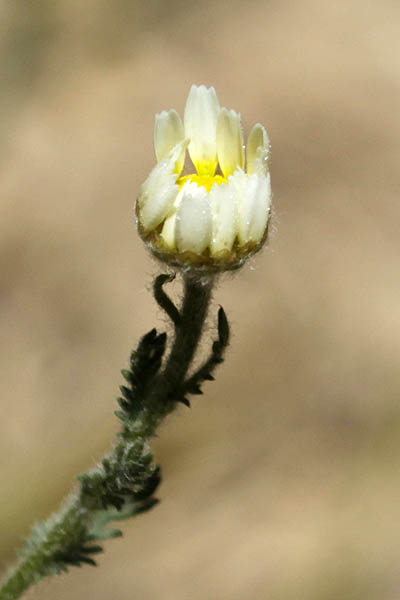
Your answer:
136,84 -> 271,271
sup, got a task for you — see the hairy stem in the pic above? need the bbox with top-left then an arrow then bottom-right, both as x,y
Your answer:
153,272 -> 214,405
0,271 -> 215,600
0,502 -> 84,600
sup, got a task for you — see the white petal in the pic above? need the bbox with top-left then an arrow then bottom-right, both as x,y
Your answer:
246,123 -> 270,175
154,109 -> 185,173
160,185 -> 186,249
138,141 -> 187,231
227,168 -> 247,202
160,212 -> 178,249
139,140 -> 187,208
139,178 -> 178,233
209,183 -> 237,256
216,108 -> 244,177
183,84 -> 220,176
176,183 -> 212,253
230,171 -> 271,244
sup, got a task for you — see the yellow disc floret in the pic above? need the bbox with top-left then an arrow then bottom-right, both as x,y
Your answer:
178,174 -> 227,193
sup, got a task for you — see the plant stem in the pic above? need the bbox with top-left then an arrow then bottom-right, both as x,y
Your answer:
153,272 -> 214,406
0,502 -> 83,600
0,556 -> 42,600
0,271 -> 215,600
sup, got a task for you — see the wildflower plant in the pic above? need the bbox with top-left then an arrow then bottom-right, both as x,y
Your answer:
137,84 -> 271,271
0,85 -> 271,600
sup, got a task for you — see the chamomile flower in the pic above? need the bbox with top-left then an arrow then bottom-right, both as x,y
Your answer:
136,84 -> 271,271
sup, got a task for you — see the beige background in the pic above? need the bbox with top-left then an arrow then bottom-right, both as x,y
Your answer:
1,1 -> 400,598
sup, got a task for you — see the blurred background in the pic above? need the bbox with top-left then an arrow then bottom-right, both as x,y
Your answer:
1,1 -> 400,598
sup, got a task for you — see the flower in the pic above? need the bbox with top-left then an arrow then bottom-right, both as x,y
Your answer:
136,84 -> 271,271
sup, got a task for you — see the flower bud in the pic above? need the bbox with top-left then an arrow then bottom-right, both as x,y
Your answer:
136,85 -> 272,272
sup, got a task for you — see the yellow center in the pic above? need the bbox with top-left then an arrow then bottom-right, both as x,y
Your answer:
178,174 -> 227,193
